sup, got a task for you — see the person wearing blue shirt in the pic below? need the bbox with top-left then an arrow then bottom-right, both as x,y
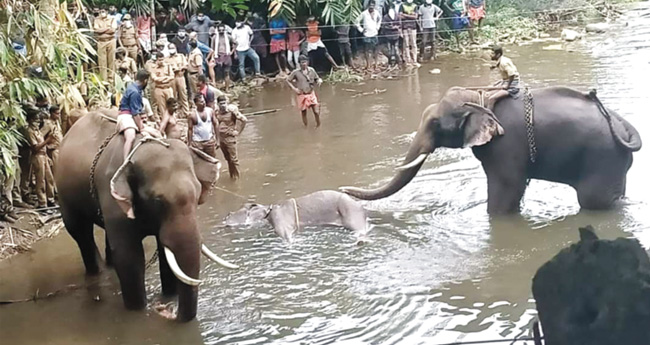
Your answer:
269,16 -> 290,76
118,69 -> 149,160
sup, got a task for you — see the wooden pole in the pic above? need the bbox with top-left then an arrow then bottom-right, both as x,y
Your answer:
242,109 -> 280,117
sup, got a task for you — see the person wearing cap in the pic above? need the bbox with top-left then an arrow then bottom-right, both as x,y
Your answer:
286,55 -> 322,128
165,42 -> 190,118
156,33 -> 171,58
25,105 -> 56,208
115,47 -> 137,80
93,5 -> 118,82
118,13 -> 140,61
187,40 -> 205,99
215,95 -> 246,179
150,51 -> 175,122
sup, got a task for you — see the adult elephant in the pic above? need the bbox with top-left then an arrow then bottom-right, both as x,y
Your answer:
55,108 -> 237,322
342,86 -> 642,214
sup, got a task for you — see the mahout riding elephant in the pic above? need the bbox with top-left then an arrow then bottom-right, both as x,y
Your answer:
224,190 -> 370,242
342,87 -> 641,214
55,108 -> 238,322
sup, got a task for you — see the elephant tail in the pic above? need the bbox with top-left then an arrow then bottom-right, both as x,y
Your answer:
588,90 -> 642,152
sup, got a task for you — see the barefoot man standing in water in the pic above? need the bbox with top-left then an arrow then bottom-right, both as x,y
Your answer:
287,55 -> 322,128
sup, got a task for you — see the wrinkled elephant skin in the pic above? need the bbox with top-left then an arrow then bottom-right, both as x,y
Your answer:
225,190 -> 370,242
342,86 -> 642,214
55,109 -> 223,322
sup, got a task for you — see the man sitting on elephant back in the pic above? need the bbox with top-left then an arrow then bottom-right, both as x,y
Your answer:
118,69 -> 149,160
487,45 -> 520,110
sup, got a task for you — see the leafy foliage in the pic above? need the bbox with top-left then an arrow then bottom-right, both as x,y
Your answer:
212,0 -> 250,18
0,0 -> 104,177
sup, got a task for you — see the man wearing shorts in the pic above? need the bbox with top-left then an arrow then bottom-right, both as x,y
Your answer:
287,56 -> 323,128
269,15 -> 291,77
487,45 -> 520,110
118,69 -> 149,160
356,2 -> 382,71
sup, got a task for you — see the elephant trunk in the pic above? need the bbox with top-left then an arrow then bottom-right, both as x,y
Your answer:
341,127 -> 435,200
160,214 -> 202,322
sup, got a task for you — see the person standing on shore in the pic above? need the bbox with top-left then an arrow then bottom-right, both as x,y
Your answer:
286,56 -> 322,128
399,0 -> 420,67
418,0 -> 443,61
466,0 -> 485,44
356,2 -> 382,71
269,14 -> 291,77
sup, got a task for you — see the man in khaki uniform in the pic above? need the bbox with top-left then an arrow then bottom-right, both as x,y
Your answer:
215,95 -> 247,180
41,105 -> 62,199
150,52 -> 175,122
114,47 -> 137,79
93,5 -> 117,82
187,40 -> 204,100
26,108 -> 55,208
118,14 -> 139,61
165,43 -> 189,118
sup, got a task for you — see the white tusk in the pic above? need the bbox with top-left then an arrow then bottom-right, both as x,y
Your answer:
202,244 -> 240,269
396,153 -> 428,171
164,247 -> 202,286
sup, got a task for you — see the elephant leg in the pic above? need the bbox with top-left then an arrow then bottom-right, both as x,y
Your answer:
485,172 -> 527,215
61,207 -> 100,275
157,237 -> 177,297
339,199 -> 368,235
106,223 -> 147,310
575,174 -> 623,210
105,235 -> 113,267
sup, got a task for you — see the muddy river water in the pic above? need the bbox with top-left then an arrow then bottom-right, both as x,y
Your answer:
2,4 -> 650,344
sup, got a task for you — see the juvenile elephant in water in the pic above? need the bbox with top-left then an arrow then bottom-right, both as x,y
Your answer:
224,191 -> 370,242
342,87 -> 642,214
55,109 -> 237,322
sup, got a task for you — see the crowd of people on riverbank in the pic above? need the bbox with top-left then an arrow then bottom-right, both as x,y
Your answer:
0,0 -> 491,222
73,0 -> 487,87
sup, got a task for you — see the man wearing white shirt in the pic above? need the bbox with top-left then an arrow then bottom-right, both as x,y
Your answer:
232,20 -> 261,81
356,2 -> 382,71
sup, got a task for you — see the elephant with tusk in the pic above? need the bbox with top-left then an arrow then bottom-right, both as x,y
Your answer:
341,86 -> 641,214
55,108 -> 238,322
224,190 -> 371,243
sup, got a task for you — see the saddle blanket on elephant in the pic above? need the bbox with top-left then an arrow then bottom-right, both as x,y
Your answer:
297,91 -> 319,111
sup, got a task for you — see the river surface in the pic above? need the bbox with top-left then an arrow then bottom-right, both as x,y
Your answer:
2,4 -> 650,344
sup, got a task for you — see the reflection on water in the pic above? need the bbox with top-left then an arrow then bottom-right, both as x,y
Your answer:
2,4 -> 650,344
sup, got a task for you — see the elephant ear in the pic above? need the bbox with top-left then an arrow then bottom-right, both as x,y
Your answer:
189,147 -> 221,205
462,102 -> 505,148
110,163 -> 135,219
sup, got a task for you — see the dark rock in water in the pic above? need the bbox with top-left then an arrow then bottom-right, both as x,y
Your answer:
532,225 -> 650,345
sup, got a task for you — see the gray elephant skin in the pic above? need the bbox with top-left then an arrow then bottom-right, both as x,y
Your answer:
225,191 -> 370,242
55,108 -> 234,322
342,87 -> 642,214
